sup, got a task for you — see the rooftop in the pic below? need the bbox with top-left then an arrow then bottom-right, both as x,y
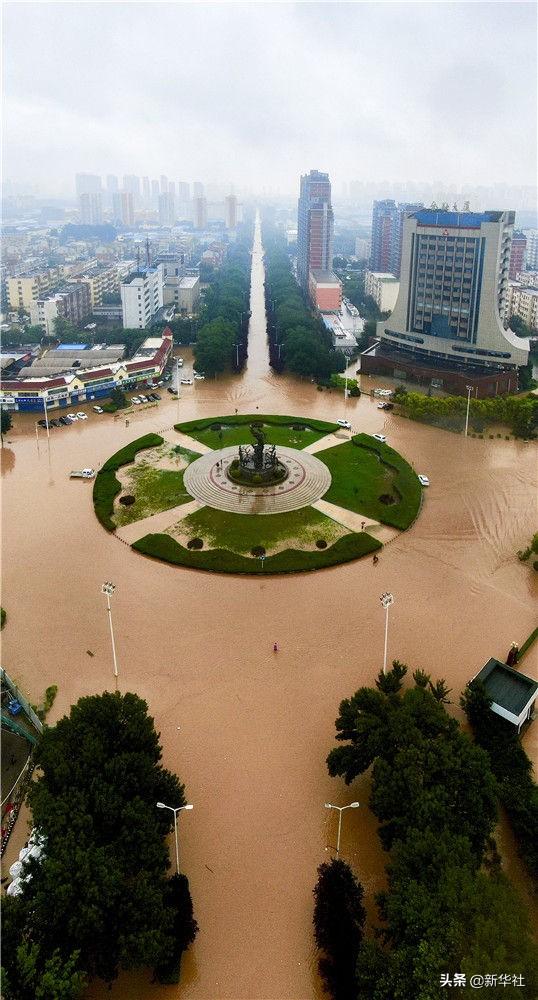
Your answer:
412,209 -> 506,229
310,269 -> 341,285
473,658 -> 538,716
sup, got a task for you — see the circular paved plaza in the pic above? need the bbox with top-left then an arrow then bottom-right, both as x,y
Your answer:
183,445 -> 332,514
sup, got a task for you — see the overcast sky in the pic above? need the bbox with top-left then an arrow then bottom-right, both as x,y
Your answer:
3,1 -> 537,197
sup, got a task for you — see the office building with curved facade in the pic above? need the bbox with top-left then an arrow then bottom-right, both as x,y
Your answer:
361,209 -> 530,397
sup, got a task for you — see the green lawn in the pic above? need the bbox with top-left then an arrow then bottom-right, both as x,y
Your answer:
176,414 -> 338,450
320,433 -> 422,530
93,434 -> 164,532
114,466 -> 194,526
174,505 -> 347,554
133,530 -> 381,574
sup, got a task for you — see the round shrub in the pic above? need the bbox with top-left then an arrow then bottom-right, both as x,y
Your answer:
316,385 -> 323,391
210,423 -> 221,431
316,539 -> 327,549
379,493 -> 397,505
252,473 -> 262,484
119,495 -> 135,506
187,537 -> 203,550
251,546 -> 266,557
291,424 -> 305,431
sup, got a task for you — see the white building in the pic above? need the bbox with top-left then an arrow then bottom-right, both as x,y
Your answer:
507,282 -> 538,332
354,237 -> 370,260
158,192 -> 176,227
112,192 -> 135,227
177,276 -> 200,313
365,271 -> 400,313
524,230 -> 538,270
79,193 -> 103,225
120,268 -> 163,329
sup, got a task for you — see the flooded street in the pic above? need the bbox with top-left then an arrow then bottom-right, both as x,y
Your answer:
2,215 -> 537,1000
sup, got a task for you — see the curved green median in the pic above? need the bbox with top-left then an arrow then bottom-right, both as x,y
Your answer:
132,530 -> 381,574
93,434 -> 164,531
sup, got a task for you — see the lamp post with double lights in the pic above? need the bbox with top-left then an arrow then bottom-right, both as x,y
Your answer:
380,592 -> 394,675
156,802 -> 194,874
324,801 -> 360,855
101,582 -> 119,691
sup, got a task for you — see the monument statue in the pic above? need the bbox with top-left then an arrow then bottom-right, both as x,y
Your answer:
229,424 -> 288,487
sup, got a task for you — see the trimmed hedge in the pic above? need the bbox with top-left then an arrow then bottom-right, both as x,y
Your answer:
93,434 -> 164,532
132,530 -> 381,574
176,414 -> 339,435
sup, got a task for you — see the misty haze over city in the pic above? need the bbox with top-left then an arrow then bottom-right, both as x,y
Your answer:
3,1 -> 537,204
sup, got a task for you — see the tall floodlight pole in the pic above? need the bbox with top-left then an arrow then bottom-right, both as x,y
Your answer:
324,801 -> 360,855
156,802 -> 194,874
464,385 -> 474,438
176,357 -> 181,422
380,592 -> 394,675
42,394 -> 50,439
101,582 -> 119,690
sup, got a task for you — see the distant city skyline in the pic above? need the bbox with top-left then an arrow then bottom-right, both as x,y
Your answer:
3,3 -> 536,199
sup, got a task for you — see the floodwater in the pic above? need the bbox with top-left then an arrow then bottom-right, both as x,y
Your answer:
1,214 -> 537,999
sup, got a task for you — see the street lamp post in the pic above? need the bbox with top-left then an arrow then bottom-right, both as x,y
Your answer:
464,385 -> 474,438
324,801 -> 360,855
101,582 -> 119,691
156,802 -> 194,874
42,395 -> 50,439
380,592 -> 394,675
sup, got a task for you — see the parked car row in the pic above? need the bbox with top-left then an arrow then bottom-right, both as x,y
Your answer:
38,411 -> 88,428
131,392 -> 161,405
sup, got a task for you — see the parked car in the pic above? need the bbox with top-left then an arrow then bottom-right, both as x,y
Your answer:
70,468 -> 96,480
76,412 -> 88,420
66,413 -> 78,422
37,419 -> 47,428
373,433 -> 387,443
148,393 -> 158,401
131,396 -> 141,404
166,387 -> 176,394
418,475 -> 430,487
59,416 -> 70,426
139,395 -> 148,403
194,374 -> 205,381
92,405 -> 104,413
336,419 -> 351,429
49,419 -> 60,428
180,378 -> 193,385
157,380 -> 164,386
152,392 -> 161,400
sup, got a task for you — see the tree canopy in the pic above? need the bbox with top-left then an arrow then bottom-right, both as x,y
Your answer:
1,691 -> 197,996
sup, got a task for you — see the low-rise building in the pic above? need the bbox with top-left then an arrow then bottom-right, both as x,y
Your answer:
0,329 -> 173,412
29,283 -> 92,336
365,271 -> 400,313
177,276 -> 200,313
470,658 -> 538,732
506,283 -> 538,332
68,264 -> 121,309
6,266 -> 67,311
309,269 -> 342,313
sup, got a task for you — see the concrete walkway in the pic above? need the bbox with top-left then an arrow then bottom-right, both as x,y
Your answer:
303,431 -> 351,454
160,428 -> 212,454
116,498 -> 203,545
312,498 -> 399,544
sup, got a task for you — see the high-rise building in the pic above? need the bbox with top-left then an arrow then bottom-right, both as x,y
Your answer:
296,169 -> 334,290
524,230 -> 538,269
75,173 -> 102,196
160,175 -> 168,194
225,194 -> 238,229
120,267 -> 163,328
177,182 -> 190,202
509,232 -> 527,279
123,175 -> 140,196
361,209 -> 529,397
112,192 -> 135,227
106,175 -> 119,193
193,181 -> 204,199
194,197 -> 208,230
79,192 -> 103,225
158,192 -> 176,227
168,181 -> 175,196
142,177 -> 151,203
370,200 -> 423,277
151,179 -> 160,202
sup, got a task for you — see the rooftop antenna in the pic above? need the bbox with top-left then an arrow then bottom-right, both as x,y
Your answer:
145,237 -> 151,269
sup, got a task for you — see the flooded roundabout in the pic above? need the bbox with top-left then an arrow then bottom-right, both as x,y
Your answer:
1,217 -> 537,999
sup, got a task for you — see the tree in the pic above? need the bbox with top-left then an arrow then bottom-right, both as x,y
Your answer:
509,314 -> 531,337
52,316 -> 78,341
109,386 -> 127,409
1,692 -> 197,992
1,409 -> 13,441
313,859 -> 366,1000
193,318 -> 236,376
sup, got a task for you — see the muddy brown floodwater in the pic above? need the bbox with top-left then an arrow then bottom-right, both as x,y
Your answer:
2,214 -> 537,999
